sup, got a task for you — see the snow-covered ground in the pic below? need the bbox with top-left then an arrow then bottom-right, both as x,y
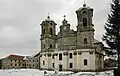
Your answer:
0,69 -> 114,76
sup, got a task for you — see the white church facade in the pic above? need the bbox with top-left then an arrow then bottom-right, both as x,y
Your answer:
39,4 -> 104,71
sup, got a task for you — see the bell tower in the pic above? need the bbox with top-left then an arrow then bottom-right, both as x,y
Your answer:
40,16 -> 57,52
76,4 -> 95,48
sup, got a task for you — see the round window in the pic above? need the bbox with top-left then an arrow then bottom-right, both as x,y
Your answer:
83,11 -> 86,14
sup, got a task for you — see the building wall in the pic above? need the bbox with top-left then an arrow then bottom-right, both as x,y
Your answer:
2,58 -> 9,69
40,49 -> 98,71
56,36 -> 77,50
25,57 -> 39,69
8,59 -> 23,69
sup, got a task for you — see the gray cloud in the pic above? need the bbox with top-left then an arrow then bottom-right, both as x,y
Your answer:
0,0 -> 111,58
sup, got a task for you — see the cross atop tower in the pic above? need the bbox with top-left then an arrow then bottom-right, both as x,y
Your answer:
47,12 -> 50,19
63,15 -> 66,20
83,0 -> 86,7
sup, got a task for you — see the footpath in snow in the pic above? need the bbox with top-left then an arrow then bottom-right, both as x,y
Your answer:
0,69 -> 114,76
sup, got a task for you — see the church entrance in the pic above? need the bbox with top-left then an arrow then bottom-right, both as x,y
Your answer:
59,65 -> 62,71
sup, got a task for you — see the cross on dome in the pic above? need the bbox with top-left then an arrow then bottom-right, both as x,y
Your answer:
63,15 -> 66,19
47,12 -> 50,19
83,0 -> 86,7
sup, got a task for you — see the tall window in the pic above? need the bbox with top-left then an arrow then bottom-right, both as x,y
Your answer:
69,53 -> 72,59
43,44 -> 45,48
69,63 -> 73,68
52,63 -> 54,68
83,18 -> 87,27
50,23 -> 53,25
84,38 -> 88,44
52,55 -> 54,59
50,44 -> 52,48
84,59 -> 87,66
43,60 -> 45,65
50,28 -> 53,35
59,53 -> 62,60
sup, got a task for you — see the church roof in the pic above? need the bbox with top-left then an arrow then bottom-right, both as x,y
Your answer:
94,39 -> 101,43
76,4 -> 93,12
41,16 -> 57,25
7,54 -> 24,60
70,29 -> 77,34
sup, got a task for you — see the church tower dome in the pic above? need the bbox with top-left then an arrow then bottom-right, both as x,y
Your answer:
41,16 -> 57,26
76,4 -> 93,27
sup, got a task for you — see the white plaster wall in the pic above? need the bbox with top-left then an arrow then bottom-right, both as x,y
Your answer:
40,48 -> 97,70
40,53 -> 49,69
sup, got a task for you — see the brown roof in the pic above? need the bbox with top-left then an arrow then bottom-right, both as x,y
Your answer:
7,54 -> 24,60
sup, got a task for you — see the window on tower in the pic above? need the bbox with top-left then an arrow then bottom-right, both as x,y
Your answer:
83,18 -> 87,27
43,44 -> 45,48
50,28 -> 53,35
50,44 -> 52,48
50,23 -> 53,25
83,11 -> 86,14
84,38 -> 88,44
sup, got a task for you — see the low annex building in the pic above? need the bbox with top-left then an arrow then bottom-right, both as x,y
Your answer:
2,54 -> 25,69
39,4 -> 104,71
1,54 -> 39,69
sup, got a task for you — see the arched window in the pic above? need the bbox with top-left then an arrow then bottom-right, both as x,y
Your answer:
43,44 -> 45,48
59,53 -> 62,60
84,38 -> 88,44
69,53 -> 72,59
84,59 -> 87,66
50,23 -> 53,25
83,18 -> 87,27
50,44 -> 52,48
43,60 -> 45,65
43,28 -> 45,34
50,28 -> 53,35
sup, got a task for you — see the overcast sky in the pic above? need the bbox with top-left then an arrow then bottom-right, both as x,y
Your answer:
0,0 -> 111,58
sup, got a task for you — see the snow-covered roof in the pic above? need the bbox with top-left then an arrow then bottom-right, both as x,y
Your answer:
23,56 -> 28,60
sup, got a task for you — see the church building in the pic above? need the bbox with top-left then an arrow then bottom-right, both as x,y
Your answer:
39,4 -> 104,71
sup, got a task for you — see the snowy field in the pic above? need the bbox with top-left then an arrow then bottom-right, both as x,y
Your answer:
0,69 -> 114,76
